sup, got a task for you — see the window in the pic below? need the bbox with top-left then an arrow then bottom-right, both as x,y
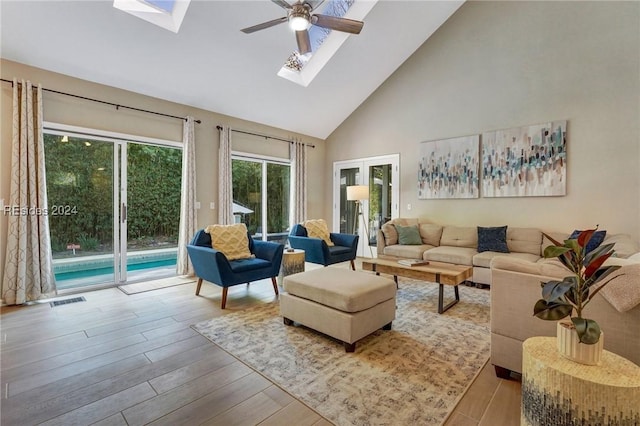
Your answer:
232,155 -> 291,245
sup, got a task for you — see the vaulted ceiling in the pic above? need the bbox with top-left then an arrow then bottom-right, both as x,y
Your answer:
0,1 -> 463,139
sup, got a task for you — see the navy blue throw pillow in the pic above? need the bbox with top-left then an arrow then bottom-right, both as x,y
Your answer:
477,226 -> 510,253
569,230 -> 606,253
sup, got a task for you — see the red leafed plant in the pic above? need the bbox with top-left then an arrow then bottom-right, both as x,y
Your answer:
533,228 -> 622,344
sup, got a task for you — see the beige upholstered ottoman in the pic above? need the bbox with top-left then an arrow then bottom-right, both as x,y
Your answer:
280,268 -> 396,352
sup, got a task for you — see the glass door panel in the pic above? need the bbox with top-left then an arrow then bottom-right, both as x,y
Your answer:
368,164 -> 393,247
125,143 -> 182,282
339,167 -> 360,235
232,158 -> 262,238
266,162 -> 290,245
45,134 -> 116,289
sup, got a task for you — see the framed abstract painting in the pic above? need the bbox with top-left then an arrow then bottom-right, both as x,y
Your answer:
418,135 -> 480,199
481,121 -> 567,197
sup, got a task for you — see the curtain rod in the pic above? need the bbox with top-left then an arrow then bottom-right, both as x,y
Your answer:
217,126 -> 315,148
1,78 -> 201,124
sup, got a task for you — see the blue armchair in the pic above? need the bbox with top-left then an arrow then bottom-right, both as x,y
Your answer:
187,229 -> 284,309
288,224 -> 359,270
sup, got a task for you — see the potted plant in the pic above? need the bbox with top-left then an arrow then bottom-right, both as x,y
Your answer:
533,228 -> 622,364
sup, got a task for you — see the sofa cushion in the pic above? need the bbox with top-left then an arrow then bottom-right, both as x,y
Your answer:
419,224 -> 443,246
395,224 -> 422,245
440,226 -> 477,248
390,218 -> 420,227
477,226 -> 509,253
628,252 -> 640,262
542,231 -> 570,252
283,268 -> 396,313
384,244 -> 434,259
302,219 -> 334,247
424,246 -> 477,266
507,227 -> 543,256
473,251 -> 540,268
599,264 -> 640,313
381,222 -> 398,246
490,256 -> 567,278
603,233 -> 639,259
205,223 -> 253,261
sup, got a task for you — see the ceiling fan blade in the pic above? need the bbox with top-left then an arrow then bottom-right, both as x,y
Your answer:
312,14 -> 363,34
241,16 -> 288,34
272,0 -> 293,9
296,30 -> 311,55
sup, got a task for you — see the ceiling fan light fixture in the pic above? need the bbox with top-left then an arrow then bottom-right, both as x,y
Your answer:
289,14 -> 310,31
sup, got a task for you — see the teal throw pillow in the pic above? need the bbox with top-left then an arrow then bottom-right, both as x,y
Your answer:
396,224 -> 422,245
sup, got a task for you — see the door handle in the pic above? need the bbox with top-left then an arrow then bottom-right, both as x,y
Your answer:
121,203 -> 127,223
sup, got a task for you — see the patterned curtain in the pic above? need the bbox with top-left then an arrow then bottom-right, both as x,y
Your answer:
176,117 -> 197,276
290,138 -> 307,224
218,126 -> 234,225
2,79 -> 56,305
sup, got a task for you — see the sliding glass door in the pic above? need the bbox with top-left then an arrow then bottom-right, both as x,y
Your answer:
232,155 -> 290,245
44,125 -> 182,290
44,133 -> 116,288
124,143 -> 182,282
333,155 -> 399,257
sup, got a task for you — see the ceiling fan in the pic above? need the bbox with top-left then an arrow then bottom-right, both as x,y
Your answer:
241,0 -> 364,55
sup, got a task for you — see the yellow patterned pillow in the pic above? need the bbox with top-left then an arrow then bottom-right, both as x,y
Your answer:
302,219 -> 334,247
204,223 -> 253,260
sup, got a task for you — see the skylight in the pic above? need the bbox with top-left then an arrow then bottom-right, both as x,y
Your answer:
113,0 -> 190,33
145,0 -> 176,14
277,0 -> 377,87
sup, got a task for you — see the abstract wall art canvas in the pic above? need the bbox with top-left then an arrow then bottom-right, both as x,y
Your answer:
481,121 -> 567,197
418,135 -> 480,199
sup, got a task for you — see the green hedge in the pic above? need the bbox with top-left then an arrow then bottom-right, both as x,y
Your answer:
44,134 -> 181,252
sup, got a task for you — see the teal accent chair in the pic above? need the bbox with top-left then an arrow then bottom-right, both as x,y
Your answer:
288,224 -> 358,270
187,229 -> 284,309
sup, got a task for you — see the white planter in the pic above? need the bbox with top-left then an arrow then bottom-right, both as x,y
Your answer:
556,321 -> 604,365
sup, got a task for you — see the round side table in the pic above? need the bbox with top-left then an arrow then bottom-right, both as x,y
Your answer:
278,249 -> 305,286
521,336 -> 640,426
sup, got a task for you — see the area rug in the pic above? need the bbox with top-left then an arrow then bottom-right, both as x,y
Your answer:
118,276 -> 195,295
193,280 -> 491,426
193,281 -> 490,425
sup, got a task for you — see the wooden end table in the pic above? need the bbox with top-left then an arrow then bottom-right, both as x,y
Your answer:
361,257 -> 472,314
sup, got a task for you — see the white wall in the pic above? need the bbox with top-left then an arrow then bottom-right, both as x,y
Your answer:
324,1 -> 640,241
0,60 -> 325,280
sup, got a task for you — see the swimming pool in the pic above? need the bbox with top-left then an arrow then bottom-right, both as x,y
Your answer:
53,248 -> 177,288
54,258 -> 177,281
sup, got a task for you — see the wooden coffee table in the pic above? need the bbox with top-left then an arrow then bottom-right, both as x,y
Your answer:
361,257 -> 473,314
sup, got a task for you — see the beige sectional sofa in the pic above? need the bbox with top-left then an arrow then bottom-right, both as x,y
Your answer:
490,252 -> 640,377
376,218 -> 545,286
377,218 -> 640,377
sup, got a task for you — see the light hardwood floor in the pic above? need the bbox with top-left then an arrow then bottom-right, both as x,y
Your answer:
1,261 -> 521,425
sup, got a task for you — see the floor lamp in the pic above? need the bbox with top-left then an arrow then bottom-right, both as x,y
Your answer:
346,185 -> 373,257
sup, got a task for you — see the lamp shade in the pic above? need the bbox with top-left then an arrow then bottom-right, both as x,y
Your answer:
346,185 -> 369,201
